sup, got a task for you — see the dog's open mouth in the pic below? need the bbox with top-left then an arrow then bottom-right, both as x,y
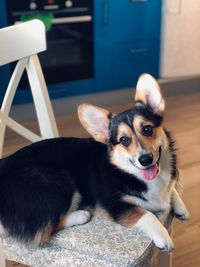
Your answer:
129,147 -> 162,180
141,147 -> 161,180
141,164 -> 159,180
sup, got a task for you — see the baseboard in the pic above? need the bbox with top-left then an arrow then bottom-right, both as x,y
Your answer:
10,76 -> 200,122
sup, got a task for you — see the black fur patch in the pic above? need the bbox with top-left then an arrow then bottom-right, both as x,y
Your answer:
0,104 -> 176,244
164,130 -> 178,179
0,138 -> 147,242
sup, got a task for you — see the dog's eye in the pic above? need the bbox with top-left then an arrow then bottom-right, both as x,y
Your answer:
142,125 -> 153,136
119,136 -> 131,147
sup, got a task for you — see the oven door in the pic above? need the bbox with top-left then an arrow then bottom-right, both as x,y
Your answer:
40,15 -> 93,84
11,15 -> 93,88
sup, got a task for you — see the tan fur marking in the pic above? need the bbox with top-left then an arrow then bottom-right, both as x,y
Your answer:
139,126 -> 167,154
133,115 -> 154,135
117,122 -> 138,156
110,142 -> 136,171
133,115 -> 168,155
93,207 -> 113,222
34,223 -> 53,246
119,208 -> 145,227
117,122 -> 133,142
56,214 -> 68,231
122,194 -> 137,205
126,140 -> 137,155
135,89 -> 148,106
157,127 -> 169,150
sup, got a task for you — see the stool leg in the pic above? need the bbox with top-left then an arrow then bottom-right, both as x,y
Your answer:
0,239 -> 6,267
26,55 -> 59,139
157,225 -> 173,267
157,251 -> 172,267
0,58 -> 28,158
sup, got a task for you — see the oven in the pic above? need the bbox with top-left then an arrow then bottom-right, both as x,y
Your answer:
6,0 -> 93,88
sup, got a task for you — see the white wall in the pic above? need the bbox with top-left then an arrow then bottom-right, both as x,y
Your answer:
160,0 -> 200,78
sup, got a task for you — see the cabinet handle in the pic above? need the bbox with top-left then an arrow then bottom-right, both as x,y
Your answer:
103,0 -> 109,25
129,48 -> 147,54
130,0 -> 149,3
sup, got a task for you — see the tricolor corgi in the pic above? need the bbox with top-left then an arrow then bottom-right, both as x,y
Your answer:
0,74 -> 188,251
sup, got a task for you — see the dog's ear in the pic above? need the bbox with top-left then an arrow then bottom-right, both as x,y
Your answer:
78,104 -> 110,143
135,74 -> 165,115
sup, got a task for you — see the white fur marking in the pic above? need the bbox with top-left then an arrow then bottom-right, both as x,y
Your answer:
136,74 -> 165,112
65,210 -> 91,227
172,189 -> 189,220
135,211 -> 174,252
118,148 -> 174,213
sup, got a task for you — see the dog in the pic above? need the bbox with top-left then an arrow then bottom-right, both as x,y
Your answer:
0,74 -> 188,251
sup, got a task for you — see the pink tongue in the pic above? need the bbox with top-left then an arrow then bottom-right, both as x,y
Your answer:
141,165 -> 158,180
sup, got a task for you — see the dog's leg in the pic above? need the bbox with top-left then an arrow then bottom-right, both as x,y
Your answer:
133,211 -> 174,252
118,209 -> 174,252
64,210 -> 91,227
171,188 -> 189,221
109,202 -> 174,252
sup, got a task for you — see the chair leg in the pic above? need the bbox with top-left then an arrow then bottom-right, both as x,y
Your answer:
0,58 -> 28,158
157,225 -> 173,267
26,55 -> 59,139
0,239 -> 6,267
0,115 -> 6,158
157,251 -> 172,267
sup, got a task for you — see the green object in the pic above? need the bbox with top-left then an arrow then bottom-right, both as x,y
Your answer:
20,13 -> 54,32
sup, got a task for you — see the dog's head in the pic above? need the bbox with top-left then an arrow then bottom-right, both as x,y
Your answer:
78,74 -> 169,181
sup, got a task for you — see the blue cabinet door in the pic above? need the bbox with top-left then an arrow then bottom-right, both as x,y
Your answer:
94,0 -> 161,92
112,0 -> 162,42
112,40 -> 159,89
94,0 -> 113,92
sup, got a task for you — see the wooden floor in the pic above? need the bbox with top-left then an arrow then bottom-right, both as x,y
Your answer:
4,91 -> 200,267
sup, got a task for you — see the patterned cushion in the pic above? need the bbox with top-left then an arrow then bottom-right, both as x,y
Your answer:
1,214 -> 172,267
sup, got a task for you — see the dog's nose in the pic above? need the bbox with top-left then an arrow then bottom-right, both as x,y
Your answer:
138,154 -> 153,167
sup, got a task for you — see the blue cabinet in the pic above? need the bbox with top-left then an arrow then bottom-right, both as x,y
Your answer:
94,0 -> 113,91
112,40 -> 159,89
0,0 -> 162,104
112,0 -> 161,42
94,0 -> 162,91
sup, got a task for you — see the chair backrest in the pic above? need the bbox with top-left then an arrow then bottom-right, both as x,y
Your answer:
0,19 -> 46,65
0,19 -> 59,158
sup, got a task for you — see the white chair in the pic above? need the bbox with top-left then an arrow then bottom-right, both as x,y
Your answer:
0,19 -> 59,266
0,19 -> 59,158
0,20 -> 172,267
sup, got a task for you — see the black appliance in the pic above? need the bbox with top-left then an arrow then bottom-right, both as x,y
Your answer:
7,0 -> 93,87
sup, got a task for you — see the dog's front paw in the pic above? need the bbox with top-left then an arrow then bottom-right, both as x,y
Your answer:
65,210 -> 91,227
135,211 -> 174,253
152,226 -> 174,252
173,202 -> 189,221
174,207 -> 189,221
172,190 -> 189,221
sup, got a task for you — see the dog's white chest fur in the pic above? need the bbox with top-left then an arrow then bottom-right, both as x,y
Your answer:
143,169 -> 174,212
123,150 -> 175,213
